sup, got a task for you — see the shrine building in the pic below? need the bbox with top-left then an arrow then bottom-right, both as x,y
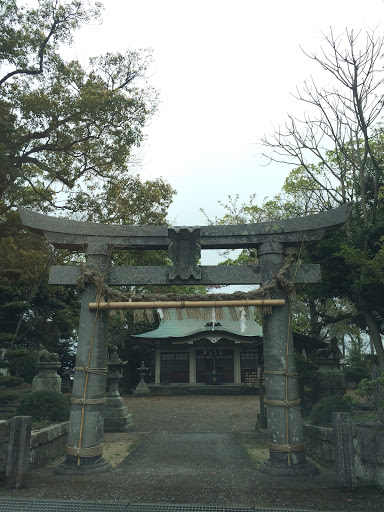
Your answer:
133,307 -> 323,392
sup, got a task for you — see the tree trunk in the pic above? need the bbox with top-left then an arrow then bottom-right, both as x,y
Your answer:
359,306 -> 384,372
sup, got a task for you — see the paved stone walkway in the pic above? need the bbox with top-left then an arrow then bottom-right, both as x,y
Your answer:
115,432 -> 258,504
0,396 -> 383,511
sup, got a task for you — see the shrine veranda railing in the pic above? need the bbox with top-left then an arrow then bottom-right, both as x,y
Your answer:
18,204 -> 351,476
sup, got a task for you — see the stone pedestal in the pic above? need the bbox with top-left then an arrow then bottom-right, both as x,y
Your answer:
32,362 -> 62,393
316,364 -> 346,399
104,395 -> 133,431
332,412 -> 356,489
6,416 -> 32,489
104,346 -> 133,432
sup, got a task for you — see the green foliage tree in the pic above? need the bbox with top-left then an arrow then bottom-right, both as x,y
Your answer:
258,29 -> 384,369
344,340 -> 371,386
0,0 -> 162,216
356,374 -> 384,423
0,1 -> 178,372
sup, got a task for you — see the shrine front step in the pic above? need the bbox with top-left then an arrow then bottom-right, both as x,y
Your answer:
147,384 -> 258,396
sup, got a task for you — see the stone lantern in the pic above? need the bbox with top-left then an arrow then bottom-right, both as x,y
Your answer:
314,337 -> 346,401
133,361 -> 150,396
104,346 -> 133,431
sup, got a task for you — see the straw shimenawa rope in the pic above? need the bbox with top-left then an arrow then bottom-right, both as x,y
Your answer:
77,256 -> 296,322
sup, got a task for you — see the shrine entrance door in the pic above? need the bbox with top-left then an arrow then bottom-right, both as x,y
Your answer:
196,349 -> 234,383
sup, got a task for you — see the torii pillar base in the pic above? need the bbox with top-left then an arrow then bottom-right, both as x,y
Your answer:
54,456 -> 111,475
259,459 -> 319,477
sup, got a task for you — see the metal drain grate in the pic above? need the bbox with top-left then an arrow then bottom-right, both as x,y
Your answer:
126,505 -> 320,512
128,507 -> 254,512
0,499 -> 330,512
0,499 -> 127,512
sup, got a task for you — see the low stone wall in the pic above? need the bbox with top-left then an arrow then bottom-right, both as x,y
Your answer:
0,420 -> 68,478
29,422 -> 68,468
303,424 -> 334,467
354,425 -> 384,487
0,420 -> 11,478
303,423 -> 384,489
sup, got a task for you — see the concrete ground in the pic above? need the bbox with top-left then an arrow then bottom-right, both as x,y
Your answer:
0,395 -> 383,511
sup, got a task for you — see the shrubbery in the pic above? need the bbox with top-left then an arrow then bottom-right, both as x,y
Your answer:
0,349 -> 38,383
17,391 -> 70,422
0,375 -> 24,388
0,391 -> 18,405
310,394 -> 353,426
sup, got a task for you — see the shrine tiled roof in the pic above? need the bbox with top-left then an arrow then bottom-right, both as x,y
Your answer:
132,307 -> 263,339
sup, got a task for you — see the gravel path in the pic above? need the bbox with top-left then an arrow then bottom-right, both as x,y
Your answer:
124,395 -> 260,433
0,395 -> 383,511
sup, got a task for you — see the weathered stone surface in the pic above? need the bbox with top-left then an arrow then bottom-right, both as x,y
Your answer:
32,364 -> 62,393
133,381 -> 150,396
305,423 -> 384,490
332,412 -> 356,489
376,430 -> 384,465
258,241 -> 318,476
30,422 -> 69,449
104,415 -> 133,432
54,243 -> 112,475
50,263 -> 321,286
200,203 -> 352,247
0,421 -> 11,477
29,422 -> 69,468
32,347 -> 62,393
167,227 -> 201,280
104,346 -> 132,432
6,416 -> 32,489
0,420 -> 10,441
19,203 -> 352,251
303,424 -> 334,467
356,426 -> 376,464
104,404 -> 133,432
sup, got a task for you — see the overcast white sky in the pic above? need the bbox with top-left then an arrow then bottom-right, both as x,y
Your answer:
67,0 -> 384,267
69,0 -> 384,223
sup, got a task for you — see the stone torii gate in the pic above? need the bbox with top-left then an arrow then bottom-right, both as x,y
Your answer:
18,204 -> 351,476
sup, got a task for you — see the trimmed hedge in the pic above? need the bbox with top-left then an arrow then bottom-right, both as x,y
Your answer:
0,391 -> 18,405
310,394 -> 353,426
0,376 -> 24,388
17,391 -> 70,422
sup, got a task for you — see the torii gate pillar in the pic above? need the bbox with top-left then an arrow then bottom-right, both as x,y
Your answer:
57,242 -> 112,474
259,240 -> 317,475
